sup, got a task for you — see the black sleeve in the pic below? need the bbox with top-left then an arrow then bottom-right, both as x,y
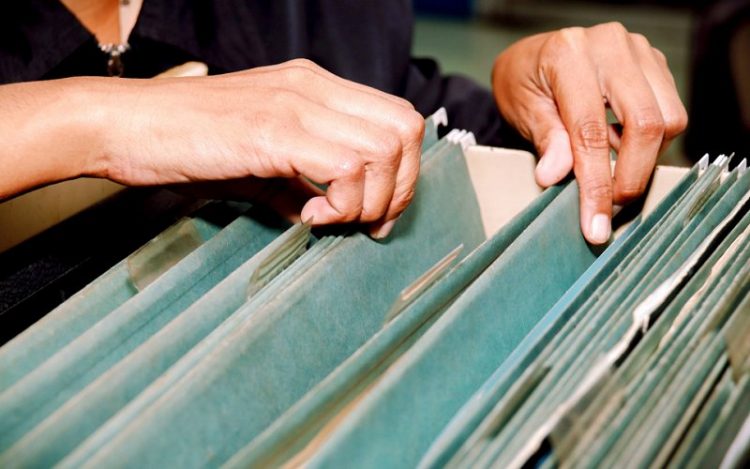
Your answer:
401,56 -> 532,150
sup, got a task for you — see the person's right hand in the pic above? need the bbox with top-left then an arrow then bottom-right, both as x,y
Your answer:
491,24 -> 688,245
92,59 -> 424,238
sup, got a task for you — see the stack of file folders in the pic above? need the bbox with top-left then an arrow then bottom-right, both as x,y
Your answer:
0,109 -> 748,468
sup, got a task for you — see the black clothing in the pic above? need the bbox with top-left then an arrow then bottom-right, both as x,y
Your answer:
0,0 -> 528,147
685,0 -> 750,160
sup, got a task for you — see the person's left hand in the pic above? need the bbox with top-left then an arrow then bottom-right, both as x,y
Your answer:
492,22 -> 688,245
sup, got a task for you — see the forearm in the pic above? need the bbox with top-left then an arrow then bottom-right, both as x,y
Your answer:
0,77 -> 112,199
0,59 -> 425,238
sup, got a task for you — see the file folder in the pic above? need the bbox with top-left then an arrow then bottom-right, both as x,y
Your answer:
0,201 -> 249,390
55,128 -> 486,468
0,108 -> 747,469
1,221 -> 306,467
0,205 -> 287,453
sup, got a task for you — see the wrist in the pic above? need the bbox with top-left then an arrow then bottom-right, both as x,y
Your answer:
0,77 -> 126,198
59,77 -> 126,180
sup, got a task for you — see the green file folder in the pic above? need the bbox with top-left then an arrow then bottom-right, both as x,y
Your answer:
439,157 -> 750,469
299,181 -> 600,468
0,201 -> 246,392
421,162 -> 701,468
0,206 -> 286,452
58,136 -> 486,468
224,183 -> 567,468
1,123 -> 747,469
0,221 -> 306,468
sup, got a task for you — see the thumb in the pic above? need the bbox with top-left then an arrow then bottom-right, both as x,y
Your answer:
529,110 -> 574,188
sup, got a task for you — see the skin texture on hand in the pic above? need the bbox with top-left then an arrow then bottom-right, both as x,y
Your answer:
492,22 -> 688,245
110,59 -> 425,238
0,59 -> 425,239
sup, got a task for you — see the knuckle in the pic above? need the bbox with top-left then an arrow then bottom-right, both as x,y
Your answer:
287,58 -> 318,70
282,62 -> 318,84
336,154 -> 365,180
376,133 -> 402,158
632,114 -> 665,138
406,110 -> 426,139
582,177 -> 613,202
395,165 -> 420,205
391,185 -> 416,215
573,121 -> 610,152
630,32 -> 651,48
282,66 -> 308,84
556,26 -> 586,50
338,207 -> 361,223
540,29 -> 583,65
539,34 -> 560,60
393,110 -> 426,144
663,106 -> 689,136
652,47 -> 668,64
360,204 -> 386,223
601,21 -> 628,36
675,106 -> 689,131
617,180 -> 647,202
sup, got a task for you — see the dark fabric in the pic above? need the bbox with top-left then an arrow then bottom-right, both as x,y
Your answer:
685,0 -> 750,160
0,189 -> 197,346
0,0 -> 528,147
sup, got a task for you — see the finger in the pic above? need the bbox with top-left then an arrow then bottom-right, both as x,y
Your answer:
300,169 -> 363,225
525,100 -> 575,187
297,102 -> 403,223
629,35 -> 688,151
608,123 -> 623,153
368,111 -> 424,238
545,30 -> 613,244
303,85 -> 424,234
274,131 -> 366,225
595,36 -> 665,206
368,134 -> 421,238
287,72 -> 425,227
492,48 -> 573,187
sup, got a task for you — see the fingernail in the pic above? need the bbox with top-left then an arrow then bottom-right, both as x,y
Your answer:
536,154 -> 550,175
371,218 -> 397,240
590,213 -> 611,244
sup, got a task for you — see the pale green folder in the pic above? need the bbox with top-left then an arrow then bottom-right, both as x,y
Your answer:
1,119 -> 747,469
0,201 -> 246,392
0,204 -> 287,452
436,158 -> 750,469
0,221 -> 308,467
420,163 -> 700,468
297,181 -> 600,468
56,136 -> 486,468
224,184 -> 567,468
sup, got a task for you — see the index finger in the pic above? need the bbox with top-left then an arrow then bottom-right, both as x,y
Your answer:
544,30 -> 613,244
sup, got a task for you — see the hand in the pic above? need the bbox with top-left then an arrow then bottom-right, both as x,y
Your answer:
492,22 -> 688,244
104,59 -> 425,238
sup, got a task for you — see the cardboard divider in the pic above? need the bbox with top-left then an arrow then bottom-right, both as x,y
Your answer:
464,145 -> 689,238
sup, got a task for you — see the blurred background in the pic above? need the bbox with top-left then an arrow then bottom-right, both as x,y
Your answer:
412,0 -> 750,167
